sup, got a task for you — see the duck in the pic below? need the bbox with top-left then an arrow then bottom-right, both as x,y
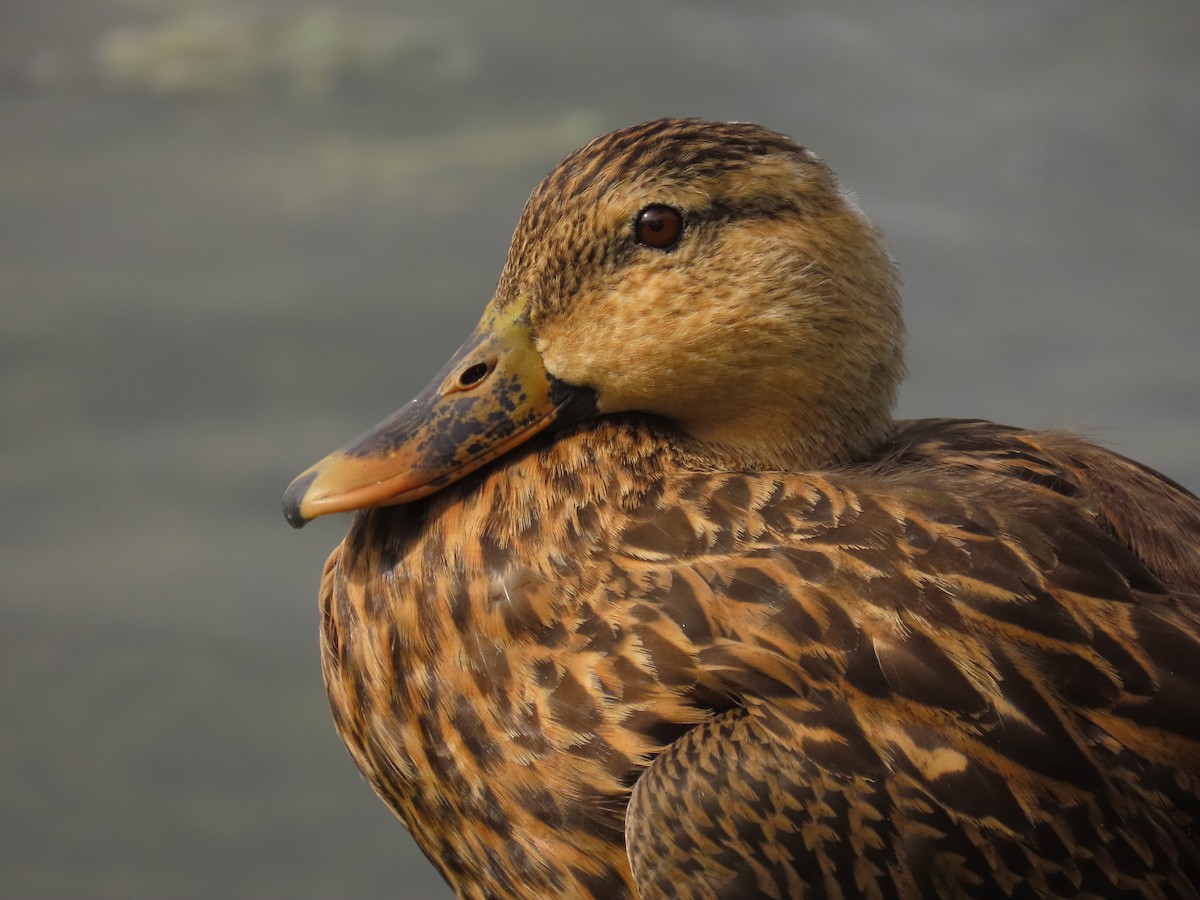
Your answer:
283,118 -> 1200,899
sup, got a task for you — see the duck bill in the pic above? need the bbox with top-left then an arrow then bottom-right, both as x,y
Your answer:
283,299 -> 595,528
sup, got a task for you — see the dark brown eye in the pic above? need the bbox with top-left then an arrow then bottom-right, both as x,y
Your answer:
634,204 -> 684,249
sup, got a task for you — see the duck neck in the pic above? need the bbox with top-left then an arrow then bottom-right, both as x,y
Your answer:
667,388 -> 898,474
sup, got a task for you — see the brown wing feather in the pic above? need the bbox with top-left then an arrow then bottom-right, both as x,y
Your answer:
624,419 -> 1200,898
890,418 -> 1200,593
628,705 -> 907,899
1057,438 -> 1200,593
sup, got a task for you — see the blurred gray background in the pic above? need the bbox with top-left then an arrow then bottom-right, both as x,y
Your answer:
3,1 -> 1197,897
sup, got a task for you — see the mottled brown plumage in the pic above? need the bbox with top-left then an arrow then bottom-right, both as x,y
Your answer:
286,119 -> 1200,898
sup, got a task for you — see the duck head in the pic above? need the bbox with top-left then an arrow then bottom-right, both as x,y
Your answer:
284,118 -> 903,527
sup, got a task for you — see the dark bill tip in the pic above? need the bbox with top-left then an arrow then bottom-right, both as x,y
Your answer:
282,469 -> 318,529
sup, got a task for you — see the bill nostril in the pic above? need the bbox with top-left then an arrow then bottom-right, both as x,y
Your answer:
457,361 -> 493,389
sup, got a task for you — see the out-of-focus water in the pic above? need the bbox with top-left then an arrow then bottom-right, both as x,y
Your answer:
2,2 -> 1197,897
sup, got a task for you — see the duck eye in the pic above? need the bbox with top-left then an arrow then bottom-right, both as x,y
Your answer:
634,205 -> 684,250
